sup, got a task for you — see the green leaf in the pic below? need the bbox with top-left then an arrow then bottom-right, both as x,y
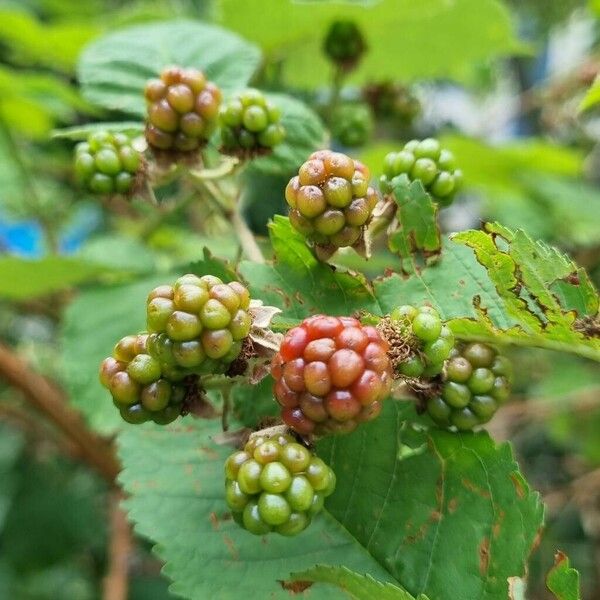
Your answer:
578,75 -> 600,112
290,565 -> 429,600
78,19 -> 261,116
387,177 -> 441,265
249,93 -> 326,175
117,418 -> 394,600
0,256 -> 120,301
546,552 -> 581,600
450,223 -> 600,361
218,0 -> 525,88
61,275 -> 168,435
317,402 -> 544,600
52,122 -> 144,140
239,216 -> 379,319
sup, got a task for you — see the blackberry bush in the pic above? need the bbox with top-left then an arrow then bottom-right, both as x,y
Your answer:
145,274 -> 252,377
99,333 -> 184,425
387,304 -> 455,379
379,138 -> 463,206
144,66 -> 222,152
426,342 -> 513,431
74,131 -> 141,195
225,432 -> 335,536
271,315 -> 392,436
331,102 -> 374,147
220,89 -> 286,155
285,150 -> 379,254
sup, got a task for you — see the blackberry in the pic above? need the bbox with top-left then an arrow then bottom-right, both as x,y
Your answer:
379,138 -> 463,206
389,304 -> 455,379
331,103 -> 374,148
74,131 -> 141,195
426,342 -> 513,431
225,432 -> 335,536
285,150 -> 379,253
145,274 -> 252,377
323,20 -> 366,70
220,89 -> 286,156
271,315 -> 392,436
99,333 -> 184,425
144,66 -> 221,152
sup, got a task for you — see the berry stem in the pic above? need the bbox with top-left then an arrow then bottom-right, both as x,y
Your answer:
102,491 -> 132,600
188,156 -> 240,181
327,65 -> 347,123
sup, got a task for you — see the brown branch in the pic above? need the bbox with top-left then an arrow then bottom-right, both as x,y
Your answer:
0,342 -> 120,484
103,491 -> 132,600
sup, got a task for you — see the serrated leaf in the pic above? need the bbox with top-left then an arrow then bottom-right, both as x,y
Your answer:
249,93 -> 326,175
239,216 -> 378,319
218,0 -> 525,88
450,223 -> 600,361
61,275 -> 168,435
52,122 -> 144,140
387,177 -> 441,265
78,19 -> 261,116
290,565 -> 429,600
117,418 -> 395,600
546,552 -> 581,600
186,248 -> 239,283
317,402 -> 544,600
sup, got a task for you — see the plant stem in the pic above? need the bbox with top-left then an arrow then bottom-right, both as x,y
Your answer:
327,65 -> 346,122
102,491 -> 132,600
0,342 -> 119,484
221,386 -> 232,432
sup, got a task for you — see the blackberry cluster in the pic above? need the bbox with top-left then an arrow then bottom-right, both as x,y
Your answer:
144,66 -> 221,152
323,20 -> 366,69
379,138 -> 463,206
74,131 -> 141,195
271,315 -> 392,436
285,150 -> 378,251
390,305 -> 455,379
220,89 -> 286,155
99,333 -> 184,425
331,103 -> 374,148
427,343 -> 512,431
145,274 -> 252,379
225,432 -> 335,536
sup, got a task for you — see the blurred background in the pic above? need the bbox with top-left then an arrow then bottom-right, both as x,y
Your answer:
0,0 -> 600,598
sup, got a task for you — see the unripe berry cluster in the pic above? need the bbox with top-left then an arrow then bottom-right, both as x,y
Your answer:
427,343 -> 512,431
145,274 -> 252,378
271,315 -> 392,436
225,433 -> 335,536
331,103 -> 374,148
380,138 -> 463,206
285,150 -> 378,250
323,20 -> 366,69
220,89 -> 286,154
390,305 -> 455,379
144,66 -> 221,152
74,131 -> 141,195
99,333 -> 184,425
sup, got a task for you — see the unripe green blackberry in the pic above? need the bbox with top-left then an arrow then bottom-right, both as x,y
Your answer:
144,66 -> 222,152
379,138 -> 463,206
331,103 -> 374,148
99,333 -> 184,425
219,89 -> 286,156
323,20 -> 366,70
225,432 -> 335,536
145,274 -> 252,375
387,305 -> 455,379
74,131 -> 141,195
426,342 -> 513,431
271,315 -> 392,436
285,150 -> 379,252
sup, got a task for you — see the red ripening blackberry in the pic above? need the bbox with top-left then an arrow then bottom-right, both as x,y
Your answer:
426,342 -> 513,431
285,150 -> 379,254
99,333 -> 184,425
144,66 -> 222,152
271,315 -> 392,436
225,432 -> 335,536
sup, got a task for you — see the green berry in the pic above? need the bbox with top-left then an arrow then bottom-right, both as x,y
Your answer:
242,501 -> 271,535
414,138 -> 441,160
140,379 -> 172,412
242,105 -> 268,132
442,381 -> 471,408
275,512 -> 310,536
412,312 -> 442,342
398,356 -> 425,377
126,354 -> 161,384
467,368 -> 495,395
237,460 -> 262,495
469,395 -> 497,422
258,493 -> 291,526
225,480 -> 250,512
259,462 -> 292,494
